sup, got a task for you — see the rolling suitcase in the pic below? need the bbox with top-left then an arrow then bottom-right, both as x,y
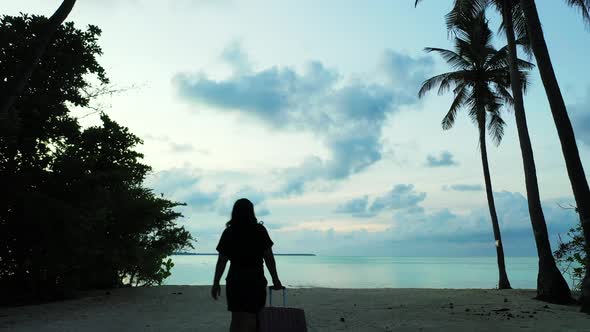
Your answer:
258,287 -> 308,332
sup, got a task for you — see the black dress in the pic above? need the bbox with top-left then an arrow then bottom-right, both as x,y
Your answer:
216,223 -> 274,313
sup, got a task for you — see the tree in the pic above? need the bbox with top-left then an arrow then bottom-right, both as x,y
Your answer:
0,14 -> 193,304
554,205 -> 587,292
518,0 -> 590,313
50,114 -> 193,289
415,0 -> 575,305
418,11 -> 532,289
0,0 -> 77,117
495,0 -> 573,304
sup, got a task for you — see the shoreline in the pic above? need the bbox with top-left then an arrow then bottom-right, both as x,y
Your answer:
1,286 -> 589,331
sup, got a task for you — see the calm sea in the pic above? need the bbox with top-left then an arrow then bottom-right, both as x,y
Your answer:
163,256 -> 572,289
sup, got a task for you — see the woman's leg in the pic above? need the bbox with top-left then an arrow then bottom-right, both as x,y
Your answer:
243,313 -> 257,332
230,312 -> 235,332
230,312 -> 257,332
230,312 -> 240,332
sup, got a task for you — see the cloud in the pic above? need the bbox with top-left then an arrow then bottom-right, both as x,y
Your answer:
143,133 -> 169,141
188,182 -> 579,256
174,60 -> 339,127
380,50 -> 435,96
221,41 -> 253,75
145,169 -> 269,216
280,129 -> 385,195
425,151 -> 458,167
369,184 -> 427,214
323,188 -> 579,256
145,169 -> 220,210
169,142 -> 196,153
390,191 -> 578,250
174,46 -> 435,195
145,168 -> 201,195
443,184 -> 484,192
570,89 -> 590,146
335,187 -> 573,238
214,185 -> 268,216
143,134 -> 207,154
334,196 -> 372,218
336,184 -> 427,218
257,208 -> 271,218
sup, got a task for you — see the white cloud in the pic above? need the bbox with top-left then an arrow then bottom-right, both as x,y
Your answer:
173,46 -> 435,195
443,184 -> 484,192
425,151 -> 458,167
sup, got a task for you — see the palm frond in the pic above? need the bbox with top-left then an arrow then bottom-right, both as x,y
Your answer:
493,83 -> 514,107
518,70 -> 531,94
452,12 -> 496,66
437,75 -> 456,96
442,85 -> 469,130
465,91 -> 481,127
511,3 -> 531,48
418,72 -> 463,98
516,35 -> 533,59
496,1 -> 534,59
487,111 -> 506,146
419,3 -> 531,149
424,47 -> 470,69
486,45 -> 510,69
487,69 -> 510,88
445,0 -> 488,32
453,82 -> 469,94
487,45 -> 534,71
516,57 -> 535,70
565,0 -> 590,26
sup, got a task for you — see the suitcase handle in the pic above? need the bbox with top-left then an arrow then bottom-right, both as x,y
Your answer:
268,286 -> 286,307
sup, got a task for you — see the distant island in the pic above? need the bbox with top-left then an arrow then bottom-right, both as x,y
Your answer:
172,252 -> 316,256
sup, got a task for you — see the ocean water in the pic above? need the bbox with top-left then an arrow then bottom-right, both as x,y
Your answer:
163,256 -> 563,289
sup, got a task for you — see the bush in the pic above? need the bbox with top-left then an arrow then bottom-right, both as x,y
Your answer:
554,208 -> 587,292
0,14 -> 193,304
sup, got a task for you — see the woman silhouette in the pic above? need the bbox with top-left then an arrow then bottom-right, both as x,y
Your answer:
211,198 -> 283,332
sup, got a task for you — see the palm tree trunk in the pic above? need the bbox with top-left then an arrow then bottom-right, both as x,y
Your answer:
478,113 -> 511,289
502,1 -> 572,304
519,0 -> 590,312
0,0 -> 77,117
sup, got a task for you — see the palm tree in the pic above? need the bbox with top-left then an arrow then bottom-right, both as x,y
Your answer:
0,0 -> 77,117
416,0 -> 575,305
497,0 -> 573,304
518,0 -> 590,313
418,11 -> 533,289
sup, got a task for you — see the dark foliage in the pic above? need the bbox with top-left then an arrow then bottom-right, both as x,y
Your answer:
0,14 -> 193,304
555,210 -> 588,292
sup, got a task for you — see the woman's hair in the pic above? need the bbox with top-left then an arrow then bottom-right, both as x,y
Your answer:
226,198 -> 259,227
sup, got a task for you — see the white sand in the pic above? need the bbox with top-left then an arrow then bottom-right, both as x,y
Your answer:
1,286 -> 589,331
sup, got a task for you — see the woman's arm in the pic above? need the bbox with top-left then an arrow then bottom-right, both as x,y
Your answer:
213,254 -> 229,285
211,254 -> 228,300
263,247 -> 283,288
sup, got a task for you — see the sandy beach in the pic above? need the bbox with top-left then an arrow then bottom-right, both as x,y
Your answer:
1,286 -> 589,331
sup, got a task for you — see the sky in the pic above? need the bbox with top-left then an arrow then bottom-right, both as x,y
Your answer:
4,0 -> 590,256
